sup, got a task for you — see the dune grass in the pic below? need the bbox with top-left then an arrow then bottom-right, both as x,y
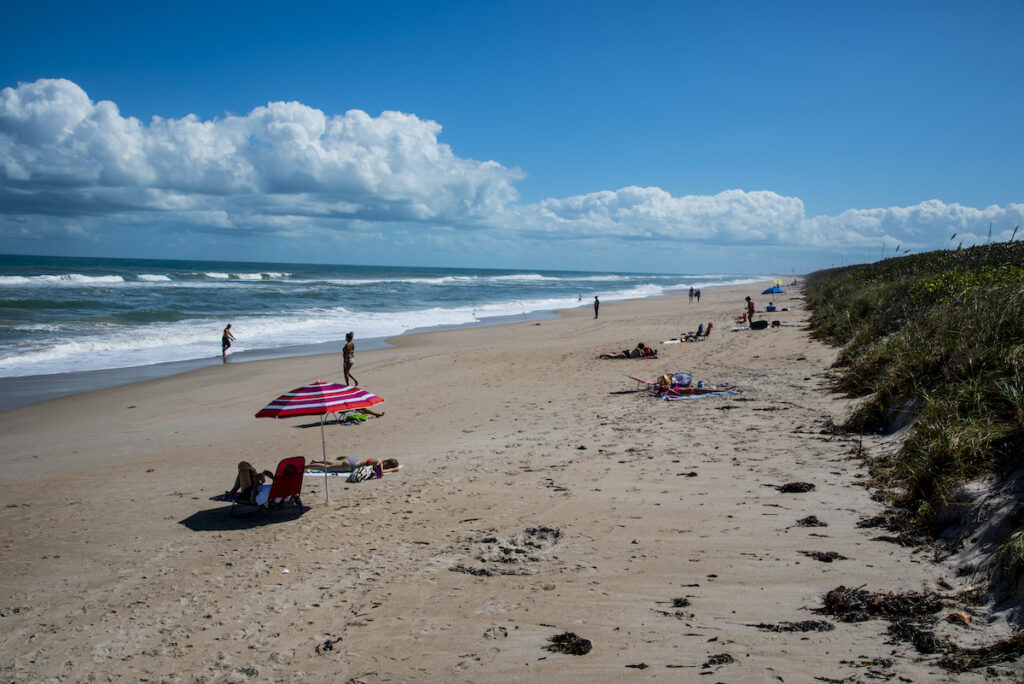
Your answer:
805,242 -> 1024,594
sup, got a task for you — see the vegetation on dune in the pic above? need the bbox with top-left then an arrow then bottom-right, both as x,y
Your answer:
804,241 -> 1024,601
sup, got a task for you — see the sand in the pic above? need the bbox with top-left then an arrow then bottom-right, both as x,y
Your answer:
0,282 -> 1018,682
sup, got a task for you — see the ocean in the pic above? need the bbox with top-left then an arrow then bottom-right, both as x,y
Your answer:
0,254 -> 767,410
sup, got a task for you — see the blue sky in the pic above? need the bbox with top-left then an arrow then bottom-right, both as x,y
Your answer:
1,1 -> 1022,273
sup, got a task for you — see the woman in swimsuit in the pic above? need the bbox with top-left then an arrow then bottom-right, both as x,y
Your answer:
306,457 -> 400,473
343,331 -> 357,386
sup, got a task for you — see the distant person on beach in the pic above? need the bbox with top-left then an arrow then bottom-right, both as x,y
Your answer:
594,296 -> 600,319
599,342 -> 656,359
745,296 -> 756,325
343,331 -> 357,386
695,289 -> 701,302
689,287 -> 694,302
221,324 -> 235,357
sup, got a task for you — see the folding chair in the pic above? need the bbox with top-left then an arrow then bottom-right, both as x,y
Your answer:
231,456 -> 306,518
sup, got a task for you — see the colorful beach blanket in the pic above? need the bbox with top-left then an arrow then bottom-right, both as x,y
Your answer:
649,387 -> 741,400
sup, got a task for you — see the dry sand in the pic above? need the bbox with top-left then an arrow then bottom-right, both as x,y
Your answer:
0,282 -> 1018,682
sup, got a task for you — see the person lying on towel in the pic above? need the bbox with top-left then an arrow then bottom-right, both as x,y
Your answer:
306,457 -> 400,474
599,342 -> 657,359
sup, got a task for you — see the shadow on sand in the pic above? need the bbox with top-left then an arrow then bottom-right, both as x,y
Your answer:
179,503 -> 307,532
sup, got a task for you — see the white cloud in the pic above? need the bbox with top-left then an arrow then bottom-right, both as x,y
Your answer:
525,187 -> 806,241
1,78 -> 1022,268
0,78 -> 522,225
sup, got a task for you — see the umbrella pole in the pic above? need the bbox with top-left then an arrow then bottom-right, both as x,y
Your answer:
321,415 -> 329,502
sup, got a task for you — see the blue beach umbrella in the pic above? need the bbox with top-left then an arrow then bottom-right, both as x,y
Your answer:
761,286 -> 786,295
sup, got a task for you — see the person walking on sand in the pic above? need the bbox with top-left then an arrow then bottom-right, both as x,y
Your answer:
221,324 -> 235,357
594,296 -> 600,319
343,331 -> 358,387
745,296 -> 755,325
695,289 -> 701,302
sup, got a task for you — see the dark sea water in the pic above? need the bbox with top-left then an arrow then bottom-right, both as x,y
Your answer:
0,254 -> 767,409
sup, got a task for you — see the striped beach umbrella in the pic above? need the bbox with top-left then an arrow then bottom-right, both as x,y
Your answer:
256,381 -> 383,501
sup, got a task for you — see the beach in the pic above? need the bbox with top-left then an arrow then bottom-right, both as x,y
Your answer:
0,281 -> 1014,682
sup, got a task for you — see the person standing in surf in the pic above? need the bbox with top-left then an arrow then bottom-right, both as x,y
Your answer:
343,331 -> 358,387
221,324 -> 235,358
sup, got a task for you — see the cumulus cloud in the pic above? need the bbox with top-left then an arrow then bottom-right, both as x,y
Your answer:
523,187 -> 806,242
0,78 -> 522,226
1,77 -> 1021,263
512,187 -> 1024,254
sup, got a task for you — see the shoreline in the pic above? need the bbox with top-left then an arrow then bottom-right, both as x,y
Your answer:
4,278 -> 1008,682
0,280 -> 757,413
0,309 -> 564,413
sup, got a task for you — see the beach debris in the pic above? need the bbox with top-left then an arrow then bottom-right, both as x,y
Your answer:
654,597 -> 693,619
810,584 -> 1024,671
871,533 -> 921,547
702,653 -> 734,668
837,657 -> 895,680
750,620 -> 834,632
946,610 -> 972,626
545,632 -> 591,656
938,631 -> 1024,672
799,550 -> 847,563
772,481 -> 815,493
886,620 -> 949,654
815,585 -> 943,622
795,515 -> 828,527
855,514 -> 888,528
315,636 -> 343,654
625,662 -> 648,669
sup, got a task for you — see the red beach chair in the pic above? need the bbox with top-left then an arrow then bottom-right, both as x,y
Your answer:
231,456 -> 306,517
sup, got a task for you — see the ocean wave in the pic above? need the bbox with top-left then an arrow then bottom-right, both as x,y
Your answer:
136,274 -> 172,282
183,271 -> 291,280
0,273 -> 126,285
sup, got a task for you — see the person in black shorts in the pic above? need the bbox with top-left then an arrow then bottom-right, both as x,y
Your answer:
222,324 -> 235,357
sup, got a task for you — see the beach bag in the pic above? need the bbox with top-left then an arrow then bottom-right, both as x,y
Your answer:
750,320 -> 769,330
347,465 -> 375,483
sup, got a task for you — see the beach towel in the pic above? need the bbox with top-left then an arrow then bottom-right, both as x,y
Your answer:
649,387 -> 741,400
304,464 -> 405,478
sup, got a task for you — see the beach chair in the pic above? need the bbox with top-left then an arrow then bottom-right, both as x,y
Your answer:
231,456 -> 306,518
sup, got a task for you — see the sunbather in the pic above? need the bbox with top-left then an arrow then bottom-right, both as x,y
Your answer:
227,461 -> 274,502
306,457 -> 400,473
600,342 -> 656,359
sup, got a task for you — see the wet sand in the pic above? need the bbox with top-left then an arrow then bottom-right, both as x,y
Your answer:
0,281 -> 1017,682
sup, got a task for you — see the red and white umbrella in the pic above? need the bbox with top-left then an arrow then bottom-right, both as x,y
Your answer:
256,381 -> 383,500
